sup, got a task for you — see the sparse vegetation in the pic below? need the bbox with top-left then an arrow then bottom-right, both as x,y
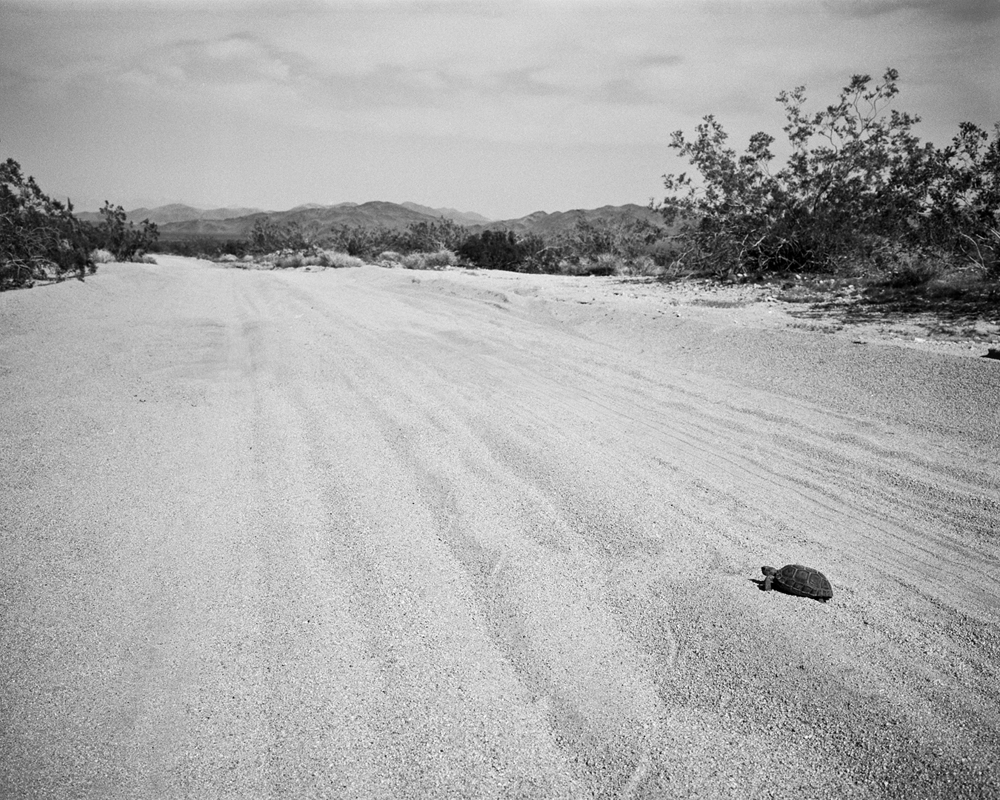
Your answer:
320,251 -> 365,269
274,252 -> 304,269
93,202 -> 159,262
205,213 -> 670,277
225,248 -> 368,270
249,219 -> 307,253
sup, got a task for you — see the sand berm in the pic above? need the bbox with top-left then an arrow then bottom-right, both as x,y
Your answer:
1,257 -> 998,799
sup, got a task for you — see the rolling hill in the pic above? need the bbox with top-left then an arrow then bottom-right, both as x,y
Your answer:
76,204 -> 265,226
469,204 -> 666,236
399,203 -> 493,225
149,202 -> 463,241
80,200 -> 669,243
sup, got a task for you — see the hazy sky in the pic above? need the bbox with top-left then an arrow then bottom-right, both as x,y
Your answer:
2,0 -> 997,219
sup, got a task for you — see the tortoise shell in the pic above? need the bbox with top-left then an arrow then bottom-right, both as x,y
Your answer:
761,564 -> 833,602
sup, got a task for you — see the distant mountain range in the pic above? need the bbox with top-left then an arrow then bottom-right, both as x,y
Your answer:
76,200 -> 667,242
398,202 -> 492,225
75,203 -> 266,225
474,205 -> 666,237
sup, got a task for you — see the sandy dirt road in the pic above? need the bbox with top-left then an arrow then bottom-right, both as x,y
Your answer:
1,257 -> 998,799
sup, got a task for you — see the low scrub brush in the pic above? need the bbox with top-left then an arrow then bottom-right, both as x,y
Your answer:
398,249 -> 457,269
401,253 -> 427,270
322,250 -> 366,269
376,251 -> 403,267
90,248 -> 115,264
422,249 -> 458,268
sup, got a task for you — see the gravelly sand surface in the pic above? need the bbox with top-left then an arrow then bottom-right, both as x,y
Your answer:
1,257 -> 998,799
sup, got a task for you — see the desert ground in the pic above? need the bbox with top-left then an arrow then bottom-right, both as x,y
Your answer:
1,256 -> 998,799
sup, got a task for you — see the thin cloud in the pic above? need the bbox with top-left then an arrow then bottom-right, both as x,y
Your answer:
121,34 -> 305,89
828,0 -> 1000,22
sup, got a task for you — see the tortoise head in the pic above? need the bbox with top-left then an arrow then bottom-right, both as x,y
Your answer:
761,566 -> 777,577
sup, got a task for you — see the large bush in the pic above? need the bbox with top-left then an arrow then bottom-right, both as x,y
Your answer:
1,158 -> 93,289
457,230 -> 552,272
249,218 -> 308,253
658,69 -> 1000,279
923,121 -> 1000,274
394,219 -> 467,254
92,202 -> 159,262
557,217 -> 664,262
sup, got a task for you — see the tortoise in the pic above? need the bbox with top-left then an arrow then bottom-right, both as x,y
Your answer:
761,564 -> 833,602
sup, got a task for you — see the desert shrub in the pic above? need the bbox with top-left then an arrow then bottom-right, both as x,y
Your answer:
395,220 -> 467,253
322,251 -> 365,269
376,250 -> 403,266
250,219 -> 308,253
401,252 -> 427,269
1,157 -> 94,289
457,230 -> 557,272
222,239 -> 249,258
321,222 -> 465,259
327,225 -> 384,258
923,122 -> 1000,275
557,217 -> 665,263
90,248 -> 115,263
274,251 -> 303,269
243,217 -> 469,261
88,202 -> 159,261
423,248 -> 458,268
400,248 -> 458,270
516,234 -> 564,274
139,254 -> 157,264
658,68 -> 1000,281
457,230 -> 522,271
